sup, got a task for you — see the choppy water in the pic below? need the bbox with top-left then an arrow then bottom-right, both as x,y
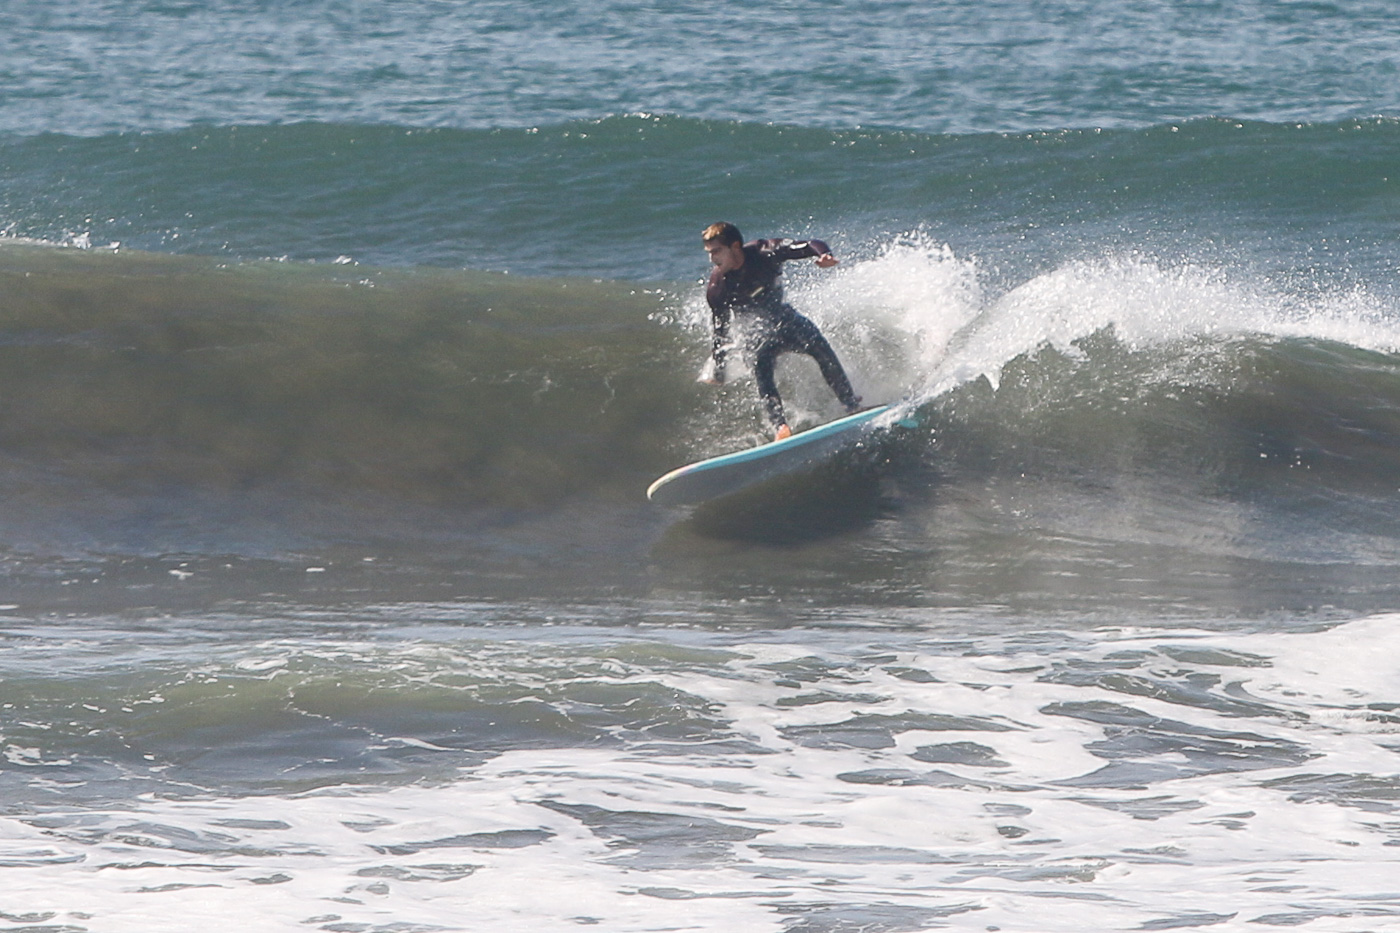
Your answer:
3,1 -> 1400,930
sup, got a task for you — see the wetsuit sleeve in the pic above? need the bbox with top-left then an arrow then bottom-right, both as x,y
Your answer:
755,238 -> 831,262
710,306 -> 731,378
706,271 -> 732,380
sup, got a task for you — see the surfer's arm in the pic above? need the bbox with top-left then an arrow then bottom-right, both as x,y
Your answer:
702,269 -> 734,384
758,238 -> 838,267
705,307 -> 730,384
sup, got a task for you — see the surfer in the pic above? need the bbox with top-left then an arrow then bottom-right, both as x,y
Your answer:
700,221 -> 861,441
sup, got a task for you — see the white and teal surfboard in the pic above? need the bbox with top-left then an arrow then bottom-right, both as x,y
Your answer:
646,405 -> 891,507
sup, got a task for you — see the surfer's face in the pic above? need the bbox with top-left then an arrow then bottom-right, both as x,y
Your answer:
705,240 -> 744,273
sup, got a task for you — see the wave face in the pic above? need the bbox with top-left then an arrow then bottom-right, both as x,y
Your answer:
5,236 -> 1400,617
0,245 -> 679,556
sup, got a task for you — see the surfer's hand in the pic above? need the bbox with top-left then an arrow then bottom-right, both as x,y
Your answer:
814,253 -> 838,268
698,358 -> 724,385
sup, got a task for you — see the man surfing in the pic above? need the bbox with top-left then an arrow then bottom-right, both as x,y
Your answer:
700,222 -> 862,441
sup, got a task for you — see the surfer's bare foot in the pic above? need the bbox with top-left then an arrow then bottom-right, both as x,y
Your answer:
773,424 -> 792,441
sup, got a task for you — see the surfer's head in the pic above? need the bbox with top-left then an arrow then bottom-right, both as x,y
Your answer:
702,222 -> 742,247
703,222 -> 745,272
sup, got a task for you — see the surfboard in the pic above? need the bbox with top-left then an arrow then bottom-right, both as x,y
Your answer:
646,405 -> 892,506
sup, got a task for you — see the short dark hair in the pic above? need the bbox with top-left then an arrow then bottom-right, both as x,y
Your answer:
701,222 -> 742,246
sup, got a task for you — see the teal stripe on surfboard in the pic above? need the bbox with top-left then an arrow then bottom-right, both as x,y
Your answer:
646,405 -> 891,506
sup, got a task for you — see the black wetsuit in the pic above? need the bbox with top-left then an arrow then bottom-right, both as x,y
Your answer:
706,238 -> 860,428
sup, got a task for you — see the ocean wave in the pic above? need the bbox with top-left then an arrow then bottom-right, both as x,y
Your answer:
3,115 -> 1399,281
3,237 -> 1400,572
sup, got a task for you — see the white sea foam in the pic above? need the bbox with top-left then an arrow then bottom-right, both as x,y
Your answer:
4,616 -> 1398,932
795,237 -> 1400,413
